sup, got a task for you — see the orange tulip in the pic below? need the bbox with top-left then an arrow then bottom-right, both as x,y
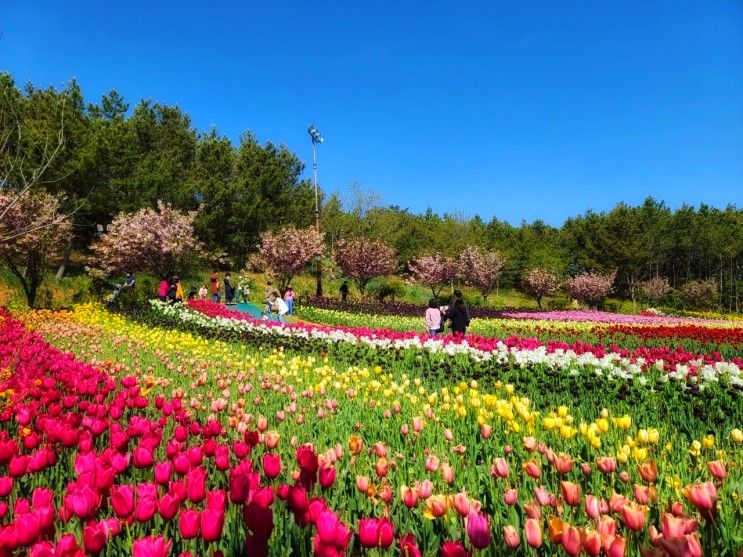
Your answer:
547,515 -> 565,544
638,460 -> 658,483
560,481 -> 581,507
554,453 -> 573,474
375,457 -> 389,478
348,435 -> 363,455
523,458 -> 541,479
619,502 -> 647,531
583,529 -> 601,556
373,441 -> 388,458
423,495 -> 448,519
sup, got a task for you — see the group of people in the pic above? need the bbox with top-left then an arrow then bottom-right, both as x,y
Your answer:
424,290 -> 471,336
158,275 -> 186,303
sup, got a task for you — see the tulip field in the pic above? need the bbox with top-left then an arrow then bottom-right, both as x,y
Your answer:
1,300 -> 742,556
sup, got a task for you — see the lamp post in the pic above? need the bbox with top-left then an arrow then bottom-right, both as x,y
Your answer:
308,124 -> 324,296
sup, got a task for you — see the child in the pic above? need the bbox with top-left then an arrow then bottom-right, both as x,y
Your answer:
284,285 -> 294,315
198,284 -> 208,300
425,298 -> 442,336
274,291 -> 289,323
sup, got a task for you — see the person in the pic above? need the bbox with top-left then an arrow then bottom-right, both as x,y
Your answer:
158,277 -> 168,302
340,281 -> 349,302
442,298 -> 470,336
198,284 -> 208,300
284,285 -> 294,315
124,273 -> 135,290
274,291 -> 289,323
452,289 -> 471,322
167,276 -> 177,303
224,273 -> 234,304
187,283 -> 197,300
264,287 -> 278,317
107,282 -> 124,305
425,298 -> 442,336
210,270 -> 220,303
175,277 -> 184,303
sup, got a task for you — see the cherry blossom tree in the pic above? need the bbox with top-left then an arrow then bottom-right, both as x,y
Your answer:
520,267 -> 560,309
638,277 -> 671,303
679,279 -> 718,309
565,270 -> 617,308
333,238 -> 397,297
457,246 -> 506,301
89,201 -> 204,278
258,226 -> 324,291
0,189 -> 72,307
408,254 -> 456,298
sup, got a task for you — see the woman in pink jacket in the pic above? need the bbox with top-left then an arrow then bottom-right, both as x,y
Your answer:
158,276 -> 169,302
425,298 -> 442,336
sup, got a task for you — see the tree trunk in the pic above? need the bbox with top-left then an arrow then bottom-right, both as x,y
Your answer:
55,238 -> 73,279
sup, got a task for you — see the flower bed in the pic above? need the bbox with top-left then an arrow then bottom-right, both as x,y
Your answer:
178,300 -> 743,391
4,307 -> 742,555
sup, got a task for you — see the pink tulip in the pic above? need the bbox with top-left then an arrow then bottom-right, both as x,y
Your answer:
491,457 -> 509,479
525,518 -> 542,548
503,524 -> 520,549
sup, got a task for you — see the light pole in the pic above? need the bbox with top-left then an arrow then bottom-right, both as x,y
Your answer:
308,124 -> 324,296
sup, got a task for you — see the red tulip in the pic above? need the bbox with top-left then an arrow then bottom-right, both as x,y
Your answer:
466,511 -> 491,549
359,518 -> 380,548
9,454 -> 28,477
158,493 -> 180,521
688,481 -> 717,513
15,511 -> 42,546
201,508 -> 225,542
243,502 -> 274,540
179,509 -> 200,539
133,446 -> 154,468
0,476 -> 13,497
110,484 -> 135,518
400,485 -> 419,508
154,461 -> 172,484
319,466 -> 336,489
263,454 -> 281,479
186,467 -> 207,503
440,540 -> 471,557
583,529 -> 601,556
296,444 -> 319,474
317,510 -> 340,545
562,525 -> 582,556
379,517 -> 394,548
83,521 -> 108,554
245,535 -> 269,557
132,535 -> 172,557
287,485 -> 309,514
605,535 -> 626,557
64,483 -> 98,519
398,533 -> 422,557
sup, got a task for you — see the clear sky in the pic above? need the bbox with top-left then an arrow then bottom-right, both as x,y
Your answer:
1,1 -> 742,225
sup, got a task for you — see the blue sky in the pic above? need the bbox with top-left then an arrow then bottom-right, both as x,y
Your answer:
1,1 -> 741,225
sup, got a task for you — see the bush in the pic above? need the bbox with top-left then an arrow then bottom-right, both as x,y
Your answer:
679,279 -> 718,309
367,277 -> 406,302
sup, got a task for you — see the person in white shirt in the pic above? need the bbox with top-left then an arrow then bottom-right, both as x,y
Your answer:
273,291 -> 289,323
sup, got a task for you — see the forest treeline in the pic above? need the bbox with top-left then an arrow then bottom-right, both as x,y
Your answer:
2,73 -> 742,310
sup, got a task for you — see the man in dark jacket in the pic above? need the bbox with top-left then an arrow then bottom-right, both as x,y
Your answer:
443,298 -> 470,335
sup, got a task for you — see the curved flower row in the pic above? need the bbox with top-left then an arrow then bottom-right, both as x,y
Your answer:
5,307 -> 743,556
167,301 -> 743,391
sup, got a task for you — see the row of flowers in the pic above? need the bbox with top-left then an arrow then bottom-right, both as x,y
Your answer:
162,300 -> 743,391
7,307 -> 743,555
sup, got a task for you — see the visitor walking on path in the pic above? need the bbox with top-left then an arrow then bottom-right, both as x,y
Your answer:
443,298 -> 470,336
284,285 -> 294,315
210,270 -> 220,303
340,281 -> 349,302
264,281 -> 276,314
425,298 -> 442,336
274,291 -> 289,323
224,273 -> 234,304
